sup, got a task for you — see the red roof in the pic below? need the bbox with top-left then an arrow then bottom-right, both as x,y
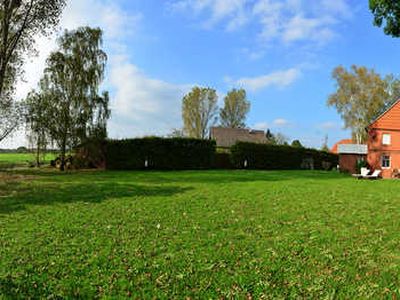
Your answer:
331,139 -> 353,154
369,99 -> 400,129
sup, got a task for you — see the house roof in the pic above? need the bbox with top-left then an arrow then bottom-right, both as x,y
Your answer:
368,98 -> 400,128
330,139 -> 353,154
338,144 -> 368,155
210,127 -> 267,148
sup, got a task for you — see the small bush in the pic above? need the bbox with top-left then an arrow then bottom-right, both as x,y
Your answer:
105,137 -> 216,170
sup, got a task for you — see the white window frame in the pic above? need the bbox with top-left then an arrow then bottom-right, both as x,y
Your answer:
382,133 -> 391,145
381,155 -> 391,169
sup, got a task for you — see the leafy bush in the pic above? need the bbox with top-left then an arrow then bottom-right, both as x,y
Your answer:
230,142 -> 338,170
74,139 -> 107,169
105,137 -> 216,170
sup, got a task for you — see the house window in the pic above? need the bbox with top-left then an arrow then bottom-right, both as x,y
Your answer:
382,155 -> 391,169
382,134 -> 391,145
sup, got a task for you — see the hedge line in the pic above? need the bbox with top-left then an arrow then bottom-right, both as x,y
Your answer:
230,142 -> 338,170
104,138 -> 338,171
105,138 -> 216,170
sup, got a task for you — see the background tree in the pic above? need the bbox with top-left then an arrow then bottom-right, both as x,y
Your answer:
291,139 -> 303,148
25,90 -> 51,166
327,65 -> 399,143
370,0 -> 400,37
220,88 -> 250,128
321,135 -> 330,152
167,128 -> 186,138
35,27 -> 110,170
274,133 -> 289,146
182,86 -> 218,139
0,0 -> 66,142
0,102 -> 23,142
265,129 -> 276,144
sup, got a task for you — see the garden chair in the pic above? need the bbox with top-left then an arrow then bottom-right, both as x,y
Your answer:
352,167 -> 370,179
363,169 -> 381,180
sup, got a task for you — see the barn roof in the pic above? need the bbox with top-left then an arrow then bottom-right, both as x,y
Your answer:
330,139 -> 353,154
338,144 -> 368,155
210,127 -> 267,148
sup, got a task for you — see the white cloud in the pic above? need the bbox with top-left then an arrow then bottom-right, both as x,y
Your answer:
253,122 -> 268,131
282,15 -> 336,44
169,0 -> 248,30
318,121 -> 341,130
170,0 -> 351,47
253,119 -> 291,131
232,68 -> 301,92
273,118 -> 290,127
108,55 -> 191,138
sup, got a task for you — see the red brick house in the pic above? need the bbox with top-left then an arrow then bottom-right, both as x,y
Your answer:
367,100 -> 400,178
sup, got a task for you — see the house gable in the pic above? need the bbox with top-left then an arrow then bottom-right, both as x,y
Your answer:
369,99 -> 400,130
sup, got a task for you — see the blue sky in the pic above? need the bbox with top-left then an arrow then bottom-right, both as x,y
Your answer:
4,0 -> 400,148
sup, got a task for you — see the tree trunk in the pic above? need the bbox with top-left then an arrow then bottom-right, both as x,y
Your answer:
35,142 -> 40,167
60,136 -> 66,171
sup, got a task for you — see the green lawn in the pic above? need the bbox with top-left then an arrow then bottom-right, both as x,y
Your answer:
1,170 -> 400,298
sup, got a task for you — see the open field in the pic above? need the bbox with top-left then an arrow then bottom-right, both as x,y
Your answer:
0,153 -> 56,169
1,170 -> 400,298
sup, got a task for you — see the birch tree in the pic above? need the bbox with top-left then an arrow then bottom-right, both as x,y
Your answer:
182,86 -> 218,139
327,65 -> 398,143
35,27 -> 110,170
220,88 -> 250,128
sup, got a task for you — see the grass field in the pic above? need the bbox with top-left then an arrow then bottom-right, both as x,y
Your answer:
1,169 -> 400,298
0,153 -> 55,169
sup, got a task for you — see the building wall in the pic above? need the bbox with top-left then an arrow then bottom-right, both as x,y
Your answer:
367,128 -> 400,178
339,154 -> 366,174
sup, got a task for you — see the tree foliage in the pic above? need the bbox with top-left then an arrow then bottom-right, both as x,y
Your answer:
265,129 -> 276,144
0,101 -> 23,142
327,65 -> 400,143
182,86 -> 218,139
370,0 -> 400,37
291,139 -> 303,148
274,132 -> 289,146
25,91 -> 50,166
31,27 -> 110,170
0,0 -> 65,142
219,88 -> 250,128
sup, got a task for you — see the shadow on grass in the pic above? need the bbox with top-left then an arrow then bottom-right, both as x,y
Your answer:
99,170 -> 349,185
0,180 -> 192,215
6,168 -> 349,185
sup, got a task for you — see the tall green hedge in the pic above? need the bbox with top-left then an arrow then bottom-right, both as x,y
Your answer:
105,137 -> 216,170
230,142 -> 338,170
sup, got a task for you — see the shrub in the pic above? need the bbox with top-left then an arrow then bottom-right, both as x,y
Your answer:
105,137 -> 216,170
230,142 -> 338,170
74,139 -> 107,169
